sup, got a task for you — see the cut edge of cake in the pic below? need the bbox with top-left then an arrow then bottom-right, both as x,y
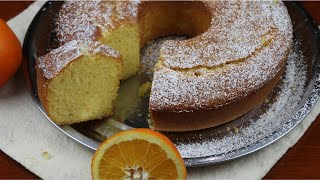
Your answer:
37,40 -> 123,125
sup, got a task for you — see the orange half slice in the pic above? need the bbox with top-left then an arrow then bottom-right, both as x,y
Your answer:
91,128 -> 187,179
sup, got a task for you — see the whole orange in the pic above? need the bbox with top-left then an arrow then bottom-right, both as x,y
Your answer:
0,18 -> 22,87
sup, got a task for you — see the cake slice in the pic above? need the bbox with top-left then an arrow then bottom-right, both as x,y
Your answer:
37,40 -> 123,125
57,1 -> 141,80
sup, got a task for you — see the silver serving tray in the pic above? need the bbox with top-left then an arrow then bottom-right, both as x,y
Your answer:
22,1 -> 320,167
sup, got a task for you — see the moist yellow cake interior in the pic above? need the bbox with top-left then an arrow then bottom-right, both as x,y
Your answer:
101,24 -> 140,80
47,54 -> 122,124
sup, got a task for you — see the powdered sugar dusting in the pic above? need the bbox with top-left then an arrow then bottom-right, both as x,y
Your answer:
150,37 -> 290,110
89,41 -> 121,58
38,40 -> 82,79
38,40 -> 120,79
160,1 -> 292,69
175,42 -> 307,158
56,0 -> 140,44
149,1 -> 293,110
141,36 -> 186,79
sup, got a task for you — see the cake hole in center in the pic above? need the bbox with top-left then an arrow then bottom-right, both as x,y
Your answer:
138,1 -> 212,46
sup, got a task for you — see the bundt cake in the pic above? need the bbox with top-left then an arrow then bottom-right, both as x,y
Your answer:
38,1 -> 292,131
37,40 -> 123,125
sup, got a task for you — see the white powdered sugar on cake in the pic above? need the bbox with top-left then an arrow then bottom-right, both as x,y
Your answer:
38,40 -> 120,79
149,1 -> 293,110
175,42 -> 307,158
56,0 -> 140,44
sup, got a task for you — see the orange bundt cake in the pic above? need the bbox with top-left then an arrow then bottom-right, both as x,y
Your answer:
38,1 -> 292,131
37,40 -> 123,125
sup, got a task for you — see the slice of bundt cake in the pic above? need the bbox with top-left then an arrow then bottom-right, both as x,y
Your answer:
37,40 -> 123,125
57,1 -> 141,80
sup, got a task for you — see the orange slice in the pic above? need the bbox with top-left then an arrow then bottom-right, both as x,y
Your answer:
91,128 -> 187,179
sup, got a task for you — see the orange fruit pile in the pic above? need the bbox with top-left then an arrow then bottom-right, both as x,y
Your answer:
91,128 -> 187,179
0,18 -> 22,87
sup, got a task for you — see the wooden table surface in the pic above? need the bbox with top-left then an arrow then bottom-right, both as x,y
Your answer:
0,1 -> 320,179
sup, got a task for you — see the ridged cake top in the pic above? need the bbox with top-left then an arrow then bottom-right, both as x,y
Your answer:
38,40 -> 120,79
